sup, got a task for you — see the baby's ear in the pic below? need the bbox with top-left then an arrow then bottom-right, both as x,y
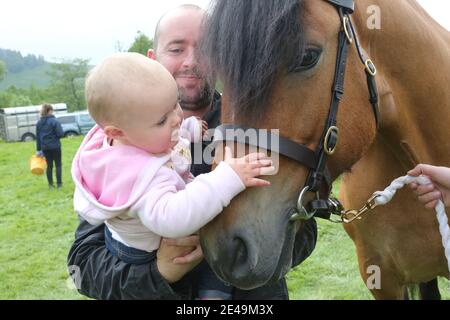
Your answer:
103,125 -> 125,140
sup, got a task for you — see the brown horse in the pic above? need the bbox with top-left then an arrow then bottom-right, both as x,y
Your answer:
199,0 -> 450,299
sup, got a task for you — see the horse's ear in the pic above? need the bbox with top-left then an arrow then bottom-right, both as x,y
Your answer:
147,49 -> 156,60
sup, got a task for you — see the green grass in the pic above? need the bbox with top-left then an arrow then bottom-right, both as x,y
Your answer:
0,64 -> 53,90
0,137 -> 85,299
287,219 -> 372,299
0,137 -> 448,299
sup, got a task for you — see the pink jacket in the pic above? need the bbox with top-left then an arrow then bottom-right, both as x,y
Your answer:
72,119 -> 245,252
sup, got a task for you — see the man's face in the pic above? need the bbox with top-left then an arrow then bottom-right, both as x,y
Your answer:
153,9 -> 213,111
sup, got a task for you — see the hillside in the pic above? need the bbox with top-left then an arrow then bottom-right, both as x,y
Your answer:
0,63 -> 53,90
0,48 -> 53,90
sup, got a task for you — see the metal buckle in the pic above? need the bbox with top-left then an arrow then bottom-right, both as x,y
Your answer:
365,59 -> 377,76
324,126 -> 339,155
290,186 -> 317,221
343,16 -> 353,44
327,198 -> 346,223
341,193 -> 380,223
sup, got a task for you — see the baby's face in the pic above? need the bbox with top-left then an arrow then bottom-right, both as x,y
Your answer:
121,79 -> 183,154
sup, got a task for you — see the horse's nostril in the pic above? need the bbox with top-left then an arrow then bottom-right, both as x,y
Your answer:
234,237 -> 247,266
230,235 -> 258,280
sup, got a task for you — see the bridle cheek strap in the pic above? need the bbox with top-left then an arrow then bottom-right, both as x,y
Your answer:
211,0 -> 379,222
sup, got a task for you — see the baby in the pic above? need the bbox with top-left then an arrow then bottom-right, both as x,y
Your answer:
71,52 -> 274,299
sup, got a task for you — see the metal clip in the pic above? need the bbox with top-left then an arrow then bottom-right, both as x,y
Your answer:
324,126 -> 340,156
290,186 -> 317,221
341,193 -> 380,224
327,198 -> 346,223
343,16 -> 354,44
365,59 -> 377,76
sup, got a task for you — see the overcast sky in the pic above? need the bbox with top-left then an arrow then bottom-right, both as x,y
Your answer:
0,0 -> 448,65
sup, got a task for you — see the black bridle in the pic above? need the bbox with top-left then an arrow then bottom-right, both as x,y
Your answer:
213,0 -> 380,222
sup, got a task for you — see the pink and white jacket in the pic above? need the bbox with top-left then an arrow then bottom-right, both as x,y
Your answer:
72,117 -> 245,252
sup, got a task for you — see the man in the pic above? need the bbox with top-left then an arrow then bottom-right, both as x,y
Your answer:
67,4 -> 317,300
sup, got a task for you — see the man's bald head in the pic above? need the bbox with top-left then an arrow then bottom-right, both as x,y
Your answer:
149,4 -> 213,117
153,4 -> 204,54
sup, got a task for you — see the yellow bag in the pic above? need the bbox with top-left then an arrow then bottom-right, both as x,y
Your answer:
30,155 -> 47,176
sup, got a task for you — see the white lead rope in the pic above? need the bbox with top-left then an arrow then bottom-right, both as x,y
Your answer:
372,175 -> 450,273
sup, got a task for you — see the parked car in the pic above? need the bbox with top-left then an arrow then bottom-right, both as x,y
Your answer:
0,103 -> 67,142
56,111 -> 96,137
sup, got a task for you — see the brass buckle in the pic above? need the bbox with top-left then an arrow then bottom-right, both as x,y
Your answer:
324,126 -> 339,155
341,193 -> 380,223
343,16 -> 353,44
365,59 -> 377,76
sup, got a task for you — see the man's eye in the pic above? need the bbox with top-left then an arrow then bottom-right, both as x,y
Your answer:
169,48 -> 182,54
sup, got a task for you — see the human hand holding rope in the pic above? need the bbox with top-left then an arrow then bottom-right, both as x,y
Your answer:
408,164 -> 450,209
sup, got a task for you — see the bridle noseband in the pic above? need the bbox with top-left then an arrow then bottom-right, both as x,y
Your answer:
213,0 -> 380,223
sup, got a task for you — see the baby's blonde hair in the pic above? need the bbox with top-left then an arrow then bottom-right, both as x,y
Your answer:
85,52 -> 172,127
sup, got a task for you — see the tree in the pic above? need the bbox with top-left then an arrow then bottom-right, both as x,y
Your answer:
47,59 -> 90,111
0,49 -> 24,73
128,31 -> 153,56
0,60 -> 6,81
0,86 -> 33,107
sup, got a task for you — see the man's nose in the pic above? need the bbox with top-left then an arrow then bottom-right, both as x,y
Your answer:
182,48 -> 197,69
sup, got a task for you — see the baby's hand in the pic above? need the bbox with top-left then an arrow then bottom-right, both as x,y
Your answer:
224,146 -> 275,187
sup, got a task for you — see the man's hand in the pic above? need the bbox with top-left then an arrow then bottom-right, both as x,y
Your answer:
156,235 -> 203,284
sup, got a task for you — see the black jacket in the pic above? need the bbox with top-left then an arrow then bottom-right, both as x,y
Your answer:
67,92 -> 318,299
36,115 -> 64,151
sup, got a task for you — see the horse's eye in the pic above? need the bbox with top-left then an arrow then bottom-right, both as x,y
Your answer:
290,47 -> 322,73
301,48 -> 321,67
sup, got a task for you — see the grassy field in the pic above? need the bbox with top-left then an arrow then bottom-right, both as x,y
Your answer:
0,137 -> 449,299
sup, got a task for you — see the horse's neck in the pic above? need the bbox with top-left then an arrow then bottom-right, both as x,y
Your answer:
356,0 -> 450,168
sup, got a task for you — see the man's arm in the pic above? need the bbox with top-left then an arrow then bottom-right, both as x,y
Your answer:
67,217 -> 193,300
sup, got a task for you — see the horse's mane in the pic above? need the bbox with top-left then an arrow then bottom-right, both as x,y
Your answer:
201,0 -> 305,117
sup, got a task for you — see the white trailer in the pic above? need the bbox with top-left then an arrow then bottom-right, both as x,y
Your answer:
0,103 -> 67,142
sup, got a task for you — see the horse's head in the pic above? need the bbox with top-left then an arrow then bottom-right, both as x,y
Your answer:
200,0 -> 379,289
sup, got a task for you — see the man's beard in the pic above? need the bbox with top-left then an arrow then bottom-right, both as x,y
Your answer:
178,81 -> 214,112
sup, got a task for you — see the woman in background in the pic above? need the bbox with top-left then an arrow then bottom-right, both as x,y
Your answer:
36,104 -> 64,188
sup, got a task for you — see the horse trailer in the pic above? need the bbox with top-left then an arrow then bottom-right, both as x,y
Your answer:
0,103 -> 68,142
